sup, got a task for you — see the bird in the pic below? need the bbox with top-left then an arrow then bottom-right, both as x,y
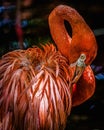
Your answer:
0,5 -> 97,130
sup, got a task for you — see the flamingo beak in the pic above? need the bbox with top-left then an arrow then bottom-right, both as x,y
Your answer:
70,53 -> 86,84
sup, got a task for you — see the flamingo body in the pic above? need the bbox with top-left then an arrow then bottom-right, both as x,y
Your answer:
0,45 -> 72,130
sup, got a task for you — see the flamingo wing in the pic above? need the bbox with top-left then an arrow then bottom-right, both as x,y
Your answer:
0,44 -> 72,130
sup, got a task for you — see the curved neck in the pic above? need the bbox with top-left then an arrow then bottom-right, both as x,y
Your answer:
49,5 -> 97,64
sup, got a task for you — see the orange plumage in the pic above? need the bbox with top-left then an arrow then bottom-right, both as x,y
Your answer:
0,45 -> 73,130
0,5 -> 97,130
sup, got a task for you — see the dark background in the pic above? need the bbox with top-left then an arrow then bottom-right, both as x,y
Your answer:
0,0 -> 104,130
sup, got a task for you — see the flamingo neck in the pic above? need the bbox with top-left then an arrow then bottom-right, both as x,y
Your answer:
49,5 -> 97,64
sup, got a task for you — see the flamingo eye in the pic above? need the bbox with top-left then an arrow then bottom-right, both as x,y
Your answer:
80,54 -> 86,61
77,53 -> 86,67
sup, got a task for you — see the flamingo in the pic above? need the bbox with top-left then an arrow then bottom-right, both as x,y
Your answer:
0,5 -> 97,130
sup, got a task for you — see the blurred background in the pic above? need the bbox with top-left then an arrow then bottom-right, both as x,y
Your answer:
0,0 -> 104,130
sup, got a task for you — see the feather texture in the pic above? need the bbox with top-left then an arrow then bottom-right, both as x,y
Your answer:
0,44 -> 72,130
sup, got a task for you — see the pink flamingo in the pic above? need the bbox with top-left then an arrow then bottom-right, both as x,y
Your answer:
0,5 -> 97,130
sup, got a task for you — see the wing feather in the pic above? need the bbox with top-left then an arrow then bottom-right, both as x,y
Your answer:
0,44 -> 72,130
